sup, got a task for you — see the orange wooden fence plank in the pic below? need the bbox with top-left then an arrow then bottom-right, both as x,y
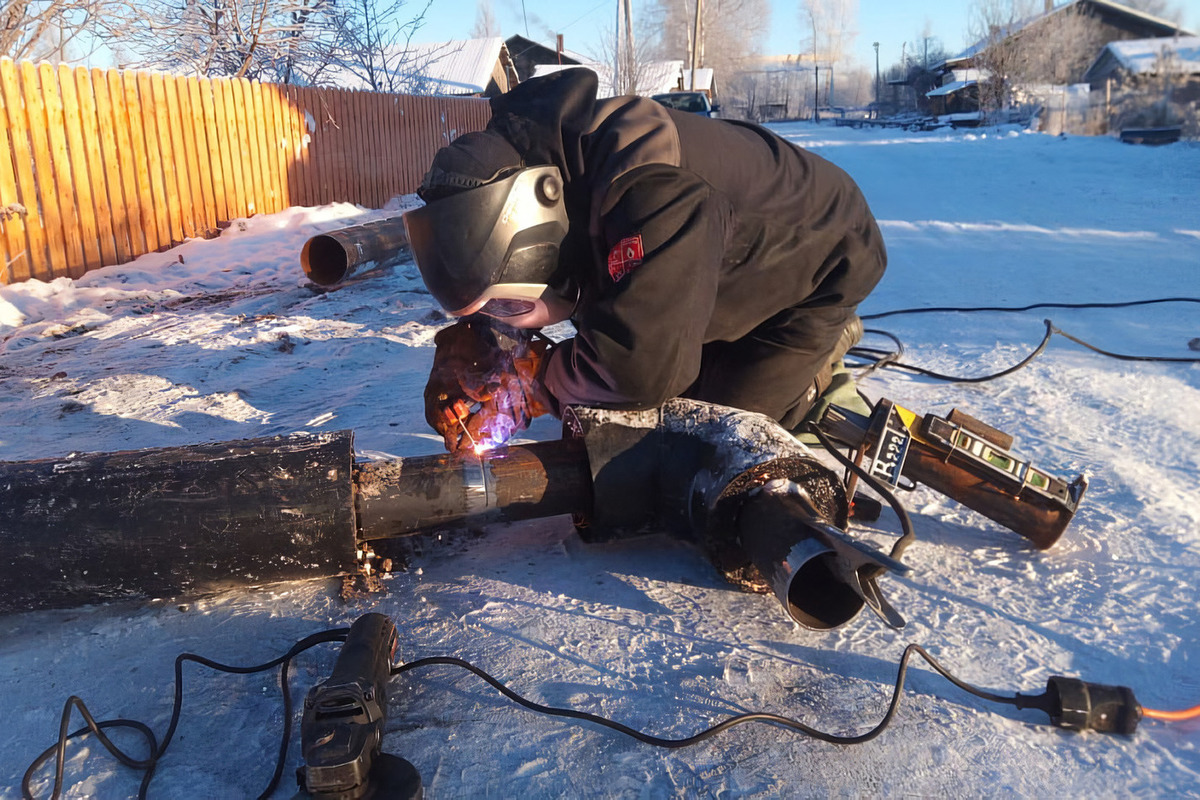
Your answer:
39,62 -> 86,277
233,79 -> 261,215
266,83 -> 288,210
284,85 -> 309,208
259,83 -> 279,210
92,68 -> 132,263
173,75 -> 205,237
185,76 -> 217,235
0,58 -> 36,282
73,66 -> 118,267
368,91 -> 385,206
248,81 -> 271,212
362,91 -> 377,206
122,70 -> 157,253
137,71 -> 171,249
216,77 -> 245,220
293,86 -> 313,205
0,94 -> 24,281
197,77 -> 227,224
353,90 -> 365,203
395,97 -> 413,197
349,90 -> 365,206
27,63 -> 72,277
323,89 -> 342,206
378,93 -> 395,202
312,87 -> 332,205
57,63 -> 101,271
159,73 -> 194,240
249,79 -> 271,214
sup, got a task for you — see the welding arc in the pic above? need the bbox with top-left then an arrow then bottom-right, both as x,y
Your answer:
1141,704 -> 1200,722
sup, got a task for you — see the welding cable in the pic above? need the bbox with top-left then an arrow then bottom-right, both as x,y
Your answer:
22,628 -> 350,800
859,296 -> 1200,322
803,420 -> 916,564
392,643 -> 1024,749
27,623 -> 1193,799
848,320 -> 1056,383
1047,323 -> 1200,363
847,329 -> 905,379
1142,704 -> 1200,722
849,316 -> 1200,384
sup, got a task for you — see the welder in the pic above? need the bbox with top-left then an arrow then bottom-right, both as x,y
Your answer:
402,68 -> 886,452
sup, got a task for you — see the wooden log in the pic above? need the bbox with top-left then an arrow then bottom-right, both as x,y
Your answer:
0,431 -> 357,613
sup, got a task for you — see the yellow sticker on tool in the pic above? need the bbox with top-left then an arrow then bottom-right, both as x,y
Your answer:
895,404 -> 919,431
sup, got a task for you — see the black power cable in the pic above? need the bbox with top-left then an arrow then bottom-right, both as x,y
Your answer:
22,628 -> 349,800
848,309 -> 1200,384
23,628 -> 1037,800
860,296 -> 1200,322
391,644 -> 1011,748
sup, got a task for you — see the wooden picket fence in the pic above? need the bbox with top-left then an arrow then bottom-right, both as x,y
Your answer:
0,58 -> 492,285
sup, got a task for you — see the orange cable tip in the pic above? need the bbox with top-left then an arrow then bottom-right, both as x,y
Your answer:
1142,704 -> 1200,722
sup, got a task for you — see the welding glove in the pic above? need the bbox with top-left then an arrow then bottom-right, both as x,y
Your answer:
424,317 -> 553,453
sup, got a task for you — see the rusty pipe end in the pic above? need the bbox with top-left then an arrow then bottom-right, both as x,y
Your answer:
301,234 -> 351,286
771,539 -> 865,630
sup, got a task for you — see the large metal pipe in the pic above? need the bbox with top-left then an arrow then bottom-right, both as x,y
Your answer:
0,431 -> 359,612
0,433 -> 590,613
0,401 -> 905,628
300,216 -> 410,286
356,438 -> 591,540
564,399 -> 908,629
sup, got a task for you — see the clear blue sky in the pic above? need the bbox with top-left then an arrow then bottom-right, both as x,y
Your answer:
415,0 -> 1200,72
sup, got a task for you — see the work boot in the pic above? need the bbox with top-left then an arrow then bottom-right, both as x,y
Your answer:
792,315 -> 871,442
830,314 -> 864,365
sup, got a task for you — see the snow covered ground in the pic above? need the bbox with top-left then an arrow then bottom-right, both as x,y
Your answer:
1,123 -> 1198,798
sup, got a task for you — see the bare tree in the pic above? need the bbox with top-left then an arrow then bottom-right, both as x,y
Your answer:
968,0 -> 1107,112
1,0 -> 126,61
651,0 -> 771,89
588,8 -> 662,96
115,0 -> 342,80
324,0 -> 449,92
799,0 -> 857,68
471,0 -> 499,38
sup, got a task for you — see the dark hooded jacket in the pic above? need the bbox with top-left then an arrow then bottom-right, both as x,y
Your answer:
482,69 -> 886,431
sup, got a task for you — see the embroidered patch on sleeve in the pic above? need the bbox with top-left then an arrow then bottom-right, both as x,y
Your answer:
607,234 -> 645,283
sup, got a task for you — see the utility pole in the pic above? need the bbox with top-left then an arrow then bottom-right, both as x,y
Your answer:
873,41 -> 880,115
813,64 -> 820,122
614,0 -> 636,94
690,0 -> 703,85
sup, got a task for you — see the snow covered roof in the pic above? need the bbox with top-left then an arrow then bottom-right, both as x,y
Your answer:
324,38 -> 513,94
1083,36 -> 1200,81
397,37 -> 510,95
681,68 -> 714,92
927,79 -> 977,98
532,60 -> 685,98
641,60 -> 687,94
944,0 -> 1191,68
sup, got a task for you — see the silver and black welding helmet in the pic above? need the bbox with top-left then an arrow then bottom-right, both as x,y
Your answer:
403,163 -> 572,328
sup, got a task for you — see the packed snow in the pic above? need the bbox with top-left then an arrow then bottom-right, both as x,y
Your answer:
1,123 -> 1198,799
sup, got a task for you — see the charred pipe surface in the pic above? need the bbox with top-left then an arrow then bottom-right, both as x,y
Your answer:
0,431 -> 358,613
301,216 -> 411,286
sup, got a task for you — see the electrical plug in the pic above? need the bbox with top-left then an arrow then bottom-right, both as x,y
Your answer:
1015,677 -> 1142,735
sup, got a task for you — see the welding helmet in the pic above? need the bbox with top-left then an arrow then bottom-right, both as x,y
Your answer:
403,132 -> 574,329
